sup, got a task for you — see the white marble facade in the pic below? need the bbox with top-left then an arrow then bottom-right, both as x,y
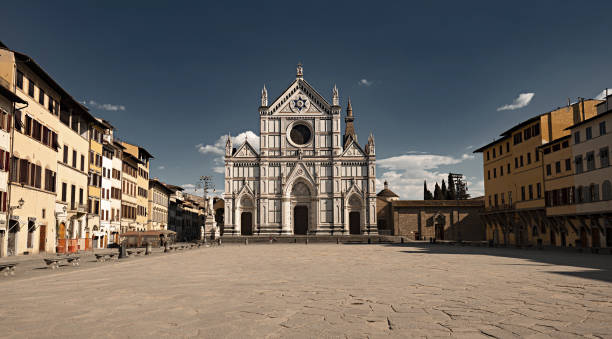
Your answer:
223,65 -> 377,236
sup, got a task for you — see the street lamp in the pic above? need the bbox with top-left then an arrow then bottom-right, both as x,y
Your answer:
7,198 -> 25,233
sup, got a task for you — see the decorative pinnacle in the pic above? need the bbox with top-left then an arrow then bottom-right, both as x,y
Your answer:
296,62 -> 303,78
346,97 -> 353,117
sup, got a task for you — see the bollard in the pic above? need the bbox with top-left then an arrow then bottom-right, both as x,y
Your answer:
305,238 -> 308,245
145,242 -> 152,255
245,238 -> 248,245
164,241 -> 170,253
337,238 -> 340,244
294,238 -> 297,243
118,241 -> 127,259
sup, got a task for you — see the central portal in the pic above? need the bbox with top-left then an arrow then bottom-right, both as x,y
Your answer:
294,206 -> 308,235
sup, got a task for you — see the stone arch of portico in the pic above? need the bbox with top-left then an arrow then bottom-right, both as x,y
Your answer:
344,192 -> 366,234
282,176 -> 318,235
235,192 -> 256,236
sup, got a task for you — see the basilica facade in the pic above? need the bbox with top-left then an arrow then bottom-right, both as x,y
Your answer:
223,65 -> 377,236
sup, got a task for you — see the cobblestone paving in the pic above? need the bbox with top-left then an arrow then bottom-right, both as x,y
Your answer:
1,243 -> 611,338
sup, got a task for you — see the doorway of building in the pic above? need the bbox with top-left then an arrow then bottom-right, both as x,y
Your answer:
550,230 -> 556,246
39,225 -> 46,252
241,212 -> 253,236
294,206 -> 308,235
592,228 -> 600,248
580,227 -> 588,248
561,232 -> 567,247
8,221 -> 17,256
349,211 -> 360,235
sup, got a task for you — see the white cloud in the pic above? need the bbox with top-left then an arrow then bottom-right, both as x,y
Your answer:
83,100 -> 126,111
377,153 -> 480,199
497,93 -> 535,111
196,130 -> 260,155
594,88 -> 612,100
157,166 -> 165,170
180,183 -> 198,195
358,79 -> 372,87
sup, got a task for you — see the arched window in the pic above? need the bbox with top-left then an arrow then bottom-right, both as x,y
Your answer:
532,226 -> 538,236
590,183 -> 599,201
576,186 -> 583,203
603,180 -> 612,200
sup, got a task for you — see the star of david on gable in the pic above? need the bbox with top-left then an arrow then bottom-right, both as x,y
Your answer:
290,96 -> 309,113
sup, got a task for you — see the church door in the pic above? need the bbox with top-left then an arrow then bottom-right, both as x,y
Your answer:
241,212 -> 253,236
550,230 -> 556,246
349,212 -> 360,235
592,229 -> 600,248
294,206 -> 308,235
435,224 -> 445,240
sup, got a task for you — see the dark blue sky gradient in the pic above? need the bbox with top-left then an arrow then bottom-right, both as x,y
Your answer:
2,1 -> 611,197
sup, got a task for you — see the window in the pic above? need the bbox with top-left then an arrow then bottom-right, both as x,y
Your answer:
493,168 -> 496,178
524,127 -> 532,140
515,157 -> 518,168
603,180 -> 612,200
521,186 -> 526,201
16,71 -> 23,89
507,163 -> 510,174
586,151 -> 595,171
575,155 -> 583,173
500,166 -> 503,176
586,127 -> 592,140
565,158 -> 571,171
72,150 -> 77,168
492,148 -> 496,158
574,131 -> 580,144
528,184 -> 533,200
600,147 -> 609,168
61,183 -> 67,202
0,149 -> 9,171
555,161 -> 561,173
487,170 -> 490,180
520,155 -> 524,167
513,133 -> 522,145
63,146 -> 68,164
44,169 -> 56,192
28,79 -> 34,97
537,183 -> 542,198
527,152 -> 531,164
486,151 -> 490,161
499,145 -> 503,155
532,123 -> 540,136
535,149 -> 539,161
79,188 -> 83,204
81,155 -> 85,171
38,89 -> 45,105
600,121 -> 606,136
494,194 -> 498,207
506,142 -> 510,153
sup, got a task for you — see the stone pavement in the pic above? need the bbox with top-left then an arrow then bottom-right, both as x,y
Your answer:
1,243 -> 611,338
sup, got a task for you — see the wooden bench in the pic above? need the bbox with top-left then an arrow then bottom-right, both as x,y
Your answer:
66,256 -> 80,266
95,254 -> 107,262
0,263 -> 17,276
108,253 -> 118,260
44,258 -> 65,269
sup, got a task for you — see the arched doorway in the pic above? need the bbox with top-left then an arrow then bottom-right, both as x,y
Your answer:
241,212 -> 253,235
592,228 -> 600,248
291,182 -> 312,235
347,194 -> 362,235
294,206 -> 308,235
580,227 -> 588,248
434,214 -> 445,240
550,230 -> 556,246
238,195 -> 255,236
349,212 -> 360,235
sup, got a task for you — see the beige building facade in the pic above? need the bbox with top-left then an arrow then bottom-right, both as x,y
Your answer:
148,178 -> 171,230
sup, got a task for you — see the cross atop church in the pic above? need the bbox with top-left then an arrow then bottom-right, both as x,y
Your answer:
296,62 -> 303,79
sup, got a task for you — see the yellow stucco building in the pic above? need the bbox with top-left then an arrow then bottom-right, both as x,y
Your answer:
475,98 -> 601,247
121,142 -> 153,231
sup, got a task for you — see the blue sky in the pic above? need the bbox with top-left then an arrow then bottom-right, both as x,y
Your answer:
2,1 -> 611,199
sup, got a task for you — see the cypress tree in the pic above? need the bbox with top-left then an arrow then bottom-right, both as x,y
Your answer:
441,180 -> 447,200
447,174 -> 456,200
433,183 -> 442,200
423,180 -> 433,200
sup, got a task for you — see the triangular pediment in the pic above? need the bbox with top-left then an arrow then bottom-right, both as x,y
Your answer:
268,79 -> 332,116
340,140 -> 366,157
283,161 -> 317,195
233,141 -> 259,158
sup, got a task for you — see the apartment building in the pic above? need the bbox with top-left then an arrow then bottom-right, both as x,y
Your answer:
0,83 -> 25,257
567,94 -> 612,248
475,98 -> 601,247
109,140 -> 124,244
148,178 -> 171,230
86,120 -> 108,249
120,151 -> 139,232
121,142 -> 152,231
55,99 -> 94,253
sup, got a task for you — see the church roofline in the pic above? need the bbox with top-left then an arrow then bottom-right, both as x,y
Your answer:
267,78 -> 333,115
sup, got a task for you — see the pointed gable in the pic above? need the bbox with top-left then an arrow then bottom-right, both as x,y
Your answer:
340,140 -> 366,157
232,141 -> 259,158
267,79 -> 332,116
